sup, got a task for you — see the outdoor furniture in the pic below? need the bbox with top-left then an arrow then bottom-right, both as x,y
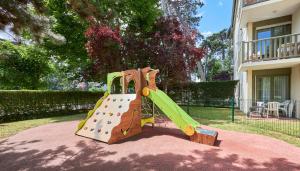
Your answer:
248,101 -> 265,117
288,100 -> 295,118
265,102 -> 280,118
279,100 -> 290,117
278,42 -> 300,57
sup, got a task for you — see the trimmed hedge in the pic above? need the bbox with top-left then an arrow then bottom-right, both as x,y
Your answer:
167,80 -> 238,107
0,90 -> 103,123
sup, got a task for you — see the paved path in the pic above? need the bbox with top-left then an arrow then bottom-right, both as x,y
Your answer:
1,121 -> 300,171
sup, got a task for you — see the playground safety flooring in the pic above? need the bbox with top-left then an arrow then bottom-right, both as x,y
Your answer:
1,120 -> 300,171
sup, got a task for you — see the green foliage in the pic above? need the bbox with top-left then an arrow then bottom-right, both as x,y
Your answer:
0,41 -> 50,89
167,80 -> 238,101
42,0 -> 91,84
201,29 -> 233,81
69,0 -> 161,32
0,90 -> 103,123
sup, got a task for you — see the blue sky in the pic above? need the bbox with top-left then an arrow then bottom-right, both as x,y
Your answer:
198,0 -> 233,37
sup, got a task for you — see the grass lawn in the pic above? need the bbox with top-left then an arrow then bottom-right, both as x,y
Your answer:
182,106 -> 300,147
1,106 -> 300,147
0,114 -> 86,139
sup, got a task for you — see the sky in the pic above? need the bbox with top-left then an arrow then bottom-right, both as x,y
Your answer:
0,26 -> 15,41
197,0 -> 233,37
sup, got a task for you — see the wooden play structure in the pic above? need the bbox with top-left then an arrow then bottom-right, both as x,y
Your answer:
76,67 -> 218,145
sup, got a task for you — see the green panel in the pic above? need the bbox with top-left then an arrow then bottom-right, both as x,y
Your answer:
147,89 -> 200,134
107,72 -> 123,93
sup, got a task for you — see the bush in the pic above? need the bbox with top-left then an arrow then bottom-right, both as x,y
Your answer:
0,90 -> 104,123
167,80 -> 238,107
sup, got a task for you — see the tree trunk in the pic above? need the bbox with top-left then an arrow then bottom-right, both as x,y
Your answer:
196,61 -> 206,82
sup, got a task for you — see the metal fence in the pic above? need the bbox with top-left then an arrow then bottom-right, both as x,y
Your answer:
234,99 -> 300,137
171,93 -> 300,138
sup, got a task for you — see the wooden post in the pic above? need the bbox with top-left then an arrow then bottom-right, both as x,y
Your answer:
121,75 -> 125,94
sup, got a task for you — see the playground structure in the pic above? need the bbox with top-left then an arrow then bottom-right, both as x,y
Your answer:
76,67 -> 218,145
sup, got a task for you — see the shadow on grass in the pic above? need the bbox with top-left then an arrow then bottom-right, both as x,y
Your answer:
0,136 -> 299,171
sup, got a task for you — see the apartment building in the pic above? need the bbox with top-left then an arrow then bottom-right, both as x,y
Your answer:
231,0 -> 300,118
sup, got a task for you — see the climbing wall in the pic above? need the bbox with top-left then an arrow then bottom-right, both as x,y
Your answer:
76,94 -> 137,143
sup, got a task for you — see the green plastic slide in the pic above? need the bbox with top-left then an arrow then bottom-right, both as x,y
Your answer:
147,89 -> 200,135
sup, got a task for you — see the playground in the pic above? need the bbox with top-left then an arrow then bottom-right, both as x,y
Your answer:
1,68 -> 300,171
1,120 -> 300,170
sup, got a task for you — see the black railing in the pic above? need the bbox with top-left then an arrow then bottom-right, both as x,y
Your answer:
235,99 -> 300,137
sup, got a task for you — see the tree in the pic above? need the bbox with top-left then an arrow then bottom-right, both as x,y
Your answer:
82,0 -> 205,88
161,0 -> 205,83
0,0 -> 63,42
79,0 -> 161,80
42,0 -> 91,86
200,29 -> 233,81
0,40 -> 50,89
148,17 -> 205,90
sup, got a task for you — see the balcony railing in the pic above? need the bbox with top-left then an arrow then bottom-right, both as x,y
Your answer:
243,0 -> 270,7
241,33 -> 300,63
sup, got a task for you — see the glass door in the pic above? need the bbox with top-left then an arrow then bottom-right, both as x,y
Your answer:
257,29 -> 271,58
256,24 -> 291,58
256,76 -> 271,101
255,75 -> 290,102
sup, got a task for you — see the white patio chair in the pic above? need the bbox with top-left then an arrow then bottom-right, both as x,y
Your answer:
288,100 -> 295,118
248,101 -> 265,118
279,100 -> 290,117
265,102 -> 280,118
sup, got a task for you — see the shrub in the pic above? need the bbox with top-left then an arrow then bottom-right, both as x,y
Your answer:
0,90 -> 104,123
167,80 -> 238,107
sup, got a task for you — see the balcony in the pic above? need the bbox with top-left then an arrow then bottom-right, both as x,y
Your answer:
241,33 -> 300,64
243,0 -> 270,7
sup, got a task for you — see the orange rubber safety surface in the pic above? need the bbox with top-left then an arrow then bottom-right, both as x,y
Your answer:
1,120 -> 300,171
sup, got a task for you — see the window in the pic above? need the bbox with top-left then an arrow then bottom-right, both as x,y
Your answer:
256,24 -> 291,57
255,75 -> 290,102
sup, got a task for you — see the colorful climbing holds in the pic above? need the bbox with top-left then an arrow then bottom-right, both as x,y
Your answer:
109,112 -> 113,116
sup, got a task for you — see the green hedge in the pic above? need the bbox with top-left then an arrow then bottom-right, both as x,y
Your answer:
0,90 -> 103,123
167,80 -> 238,107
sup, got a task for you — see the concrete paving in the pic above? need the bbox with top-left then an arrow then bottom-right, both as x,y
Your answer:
1,120 -> 300,171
